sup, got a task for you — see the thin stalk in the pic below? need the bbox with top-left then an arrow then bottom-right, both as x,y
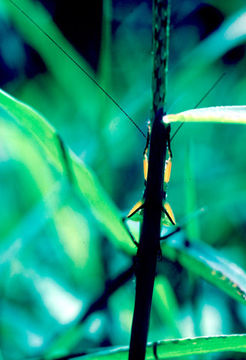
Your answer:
128,1 -> 171,359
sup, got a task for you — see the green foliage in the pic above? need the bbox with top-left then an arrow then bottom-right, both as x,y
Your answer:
1,1 -> 246,360
0,89 -> 133,253
161,235 -> 246,305
74,334 -> 246,359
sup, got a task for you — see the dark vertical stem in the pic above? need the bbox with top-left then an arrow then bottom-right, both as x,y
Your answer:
128,115 -> 168,360
152,0 -> 170,117
128,1 -> 170,360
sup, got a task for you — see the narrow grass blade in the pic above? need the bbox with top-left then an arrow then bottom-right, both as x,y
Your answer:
164,106 -> 246,125
161,234 -> 246,304
65,334 -> 246,359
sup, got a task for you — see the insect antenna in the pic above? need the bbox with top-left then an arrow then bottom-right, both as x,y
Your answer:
170,72 -> 226,142
8,0 -> 146,138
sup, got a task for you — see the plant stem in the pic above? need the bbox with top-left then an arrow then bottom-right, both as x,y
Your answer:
128,1 -> 170,359
152,0 -> 170,118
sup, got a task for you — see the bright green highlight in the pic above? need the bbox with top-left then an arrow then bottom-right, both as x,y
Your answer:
164,106 -> 246,124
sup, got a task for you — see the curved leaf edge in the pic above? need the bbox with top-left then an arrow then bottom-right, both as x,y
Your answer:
0,88 -> 134,254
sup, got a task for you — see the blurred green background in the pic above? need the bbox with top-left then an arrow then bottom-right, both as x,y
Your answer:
1,0 -> 246,359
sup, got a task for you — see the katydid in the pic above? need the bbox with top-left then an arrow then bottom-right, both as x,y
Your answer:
2,3 -> 240,360
127,120 -> 176,228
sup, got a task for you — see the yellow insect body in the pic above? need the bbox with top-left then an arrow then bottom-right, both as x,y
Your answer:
127,135 -> 175,227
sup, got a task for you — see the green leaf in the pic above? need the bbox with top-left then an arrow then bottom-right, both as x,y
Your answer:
69,334 -> 246,359
146,334 -> 246,359
164,106 -> 246,124
161,234 -> 246,304
0,89 -> 134,254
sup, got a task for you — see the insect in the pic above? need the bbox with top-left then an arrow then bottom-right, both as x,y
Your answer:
126,120 -> 176,229
1,2 -> 246,360
3,0 -> 177,238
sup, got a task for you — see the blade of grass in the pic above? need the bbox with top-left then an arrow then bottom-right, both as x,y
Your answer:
161,234 -> 246,304
0,89 -> 134,254
51,334 -> 246,359
165,106 -> 246,124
